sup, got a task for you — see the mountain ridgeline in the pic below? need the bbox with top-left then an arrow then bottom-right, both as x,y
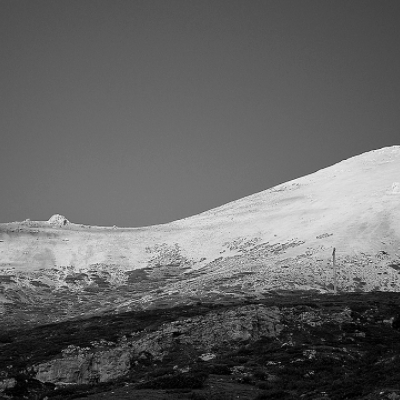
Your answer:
0,146 -> 400,327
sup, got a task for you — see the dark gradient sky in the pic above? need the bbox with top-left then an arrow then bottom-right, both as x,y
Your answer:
1,1 -> 399,227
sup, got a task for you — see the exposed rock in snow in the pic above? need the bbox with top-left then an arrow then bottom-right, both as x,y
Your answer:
48,214 -> 69,226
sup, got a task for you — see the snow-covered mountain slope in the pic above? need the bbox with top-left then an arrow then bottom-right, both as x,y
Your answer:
1,146 -> 400,326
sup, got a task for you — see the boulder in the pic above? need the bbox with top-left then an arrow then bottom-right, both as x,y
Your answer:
48,214 -> 69,227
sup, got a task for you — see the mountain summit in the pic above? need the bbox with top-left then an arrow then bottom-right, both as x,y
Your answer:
1,146 -> 400,326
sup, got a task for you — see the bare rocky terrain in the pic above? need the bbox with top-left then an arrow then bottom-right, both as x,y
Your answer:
2,292 -> 400,400
1,146 -> 400,399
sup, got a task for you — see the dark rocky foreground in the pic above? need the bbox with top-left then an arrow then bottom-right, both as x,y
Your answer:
1,291 -> 400,399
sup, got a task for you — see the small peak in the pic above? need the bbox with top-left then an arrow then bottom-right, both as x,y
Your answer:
48,214 -> 70,226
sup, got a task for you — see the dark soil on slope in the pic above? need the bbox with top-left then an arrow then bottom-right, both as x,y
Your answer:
2,291 -> 400,400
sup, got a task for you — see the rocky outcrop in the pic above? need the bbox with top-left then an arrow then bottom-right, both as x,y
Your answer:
29,302 -> 368,388
48,214 -> 69,226
32,303 -> 355,386
0,378 -> 16,392
33,304 -> 283,385
33,303 -> 362,386
129,304 -> 283,359
287,305 -> 353,327
35,343 -> 131,385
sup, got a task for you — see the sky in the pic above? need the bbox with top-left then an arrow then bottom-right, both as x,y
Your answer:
1,0 -> 399,227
